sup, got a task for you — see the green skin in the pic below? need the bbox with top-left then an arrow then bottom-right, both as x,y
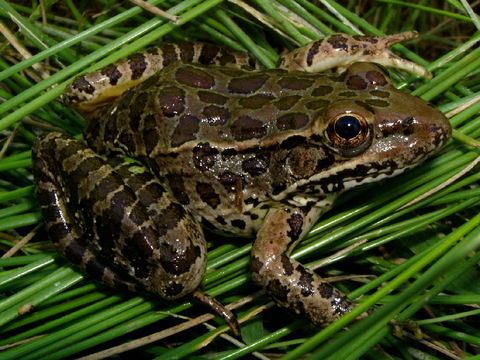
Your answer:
32,33 -> 451,328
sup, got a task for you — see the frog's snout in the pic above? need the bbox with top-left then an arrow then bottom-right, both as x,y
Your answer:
374,95 -> 451,164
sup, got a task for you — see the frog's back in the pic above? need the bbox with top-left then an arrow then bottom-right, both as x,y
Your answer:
85,62 -> 345,156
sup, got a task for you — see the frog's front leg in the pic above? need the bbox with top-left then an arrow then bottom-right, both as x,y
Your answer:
251,206 -> 352,326
279,31 -> 431,78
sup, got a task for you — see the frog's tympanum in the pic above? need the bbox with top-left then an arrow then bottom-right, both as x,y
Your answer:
32,32 -> 451,330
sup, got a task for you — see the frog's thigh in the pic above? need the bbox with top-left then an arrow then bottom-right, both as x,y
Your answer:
251,207 -> 352,326
32,132 -> 206,300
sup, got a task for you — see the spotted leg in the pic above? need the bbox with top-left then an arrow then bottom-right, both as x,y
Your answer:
278,31 -> 431,78
251,206 -> 352,326
32,132 -> 239,332
32,132 -> 207,298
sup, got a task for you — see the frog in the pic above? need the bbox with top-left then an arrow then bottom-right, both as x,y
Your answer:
31,31 -> 451,331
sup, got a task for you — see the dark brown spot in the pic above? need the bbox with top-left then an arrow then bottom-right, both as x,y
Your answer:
332,295 -> 352,315
217,51 -> 236,66
318,282 -> 334,298
370,90 -> 390,98
328,35 -> 349,51
124,230 -> 157,278
160,203 -> 187,233
84,258 -> 109,280
70,156 -> 104,182
347,75 -> 367,90
272,182 -> 287,195
196,182 -> 220,209
306,41 -> 321,66
171,115 -> 200,146
365,99 -> 389,107
242,153 -> 270,176
138,182 -> 165,207
287,212 -> 303,241
175,65 -> 215,89
146,47 -> 160,56
278,76 -> 314,90
166,174 -> 189,205
198,90 -> 228,105
244,196 -> 260,206
198,43 -> 220,65
71,76 -> 95,94
201,105 -> 230,125
280,135 -> 307,149
63,240 -> 86,265
143,116 -> 161,154
161,240 -> 201,276
251,256 -> 263,274
216,216 -> 226,225
275,95 -> 301,110
164,282 -> 185,297
157,86 -> 185,118
366,70 -> 388,86
128,53 -> 147,80
193,142 -> 218,171
160,43 -> 180,66
179,43 -> 195,63
277,113 -> 309,130
118,130 -> 135,152
239,94 -> 275,109
312,85 -> 334,96
231,219 -> 246,230
127,203 -> 146,226
296,265 -> 314,297
222,148 -> 237,156
218,171 -> 243,192
281,255 -> 294,276
101,65 -> 122,86
228,75 -> 268,94
231,116 -> 267,141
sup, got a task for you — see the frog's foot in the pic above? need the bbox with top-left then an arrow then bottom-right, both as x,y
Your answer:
278,31 -> 431,79
64,43 -> 257,114
192,290 -> 240,336
251,207 -> 352,326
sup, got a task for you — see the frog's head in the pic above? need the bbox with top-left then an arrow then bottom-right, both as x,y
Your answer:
280,62 -> 451,197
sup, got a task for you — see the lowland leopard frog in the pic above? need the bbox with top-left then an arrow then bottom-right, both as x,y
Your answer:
32,32 -> 451,329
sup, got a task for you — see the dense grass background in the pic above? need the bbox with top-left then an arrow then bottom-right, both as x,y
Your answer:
0,1 -> 479,359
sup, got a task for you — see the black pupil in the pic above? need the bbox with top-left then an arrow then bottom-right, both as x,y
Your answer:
334,115 -> 362,139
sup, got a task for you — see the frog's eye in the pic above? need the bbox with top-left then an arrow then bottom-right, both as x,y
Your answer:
334,115 -> 362,139
326,113 -> 371,157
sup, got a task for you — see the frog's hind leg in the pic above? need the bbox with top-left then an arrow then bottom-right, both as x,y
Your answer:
65,43 -> 258,114
278,31 -> 431,78
251,206 -> 352,326
32,132 -> 141,293
32,132 -> 207,301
